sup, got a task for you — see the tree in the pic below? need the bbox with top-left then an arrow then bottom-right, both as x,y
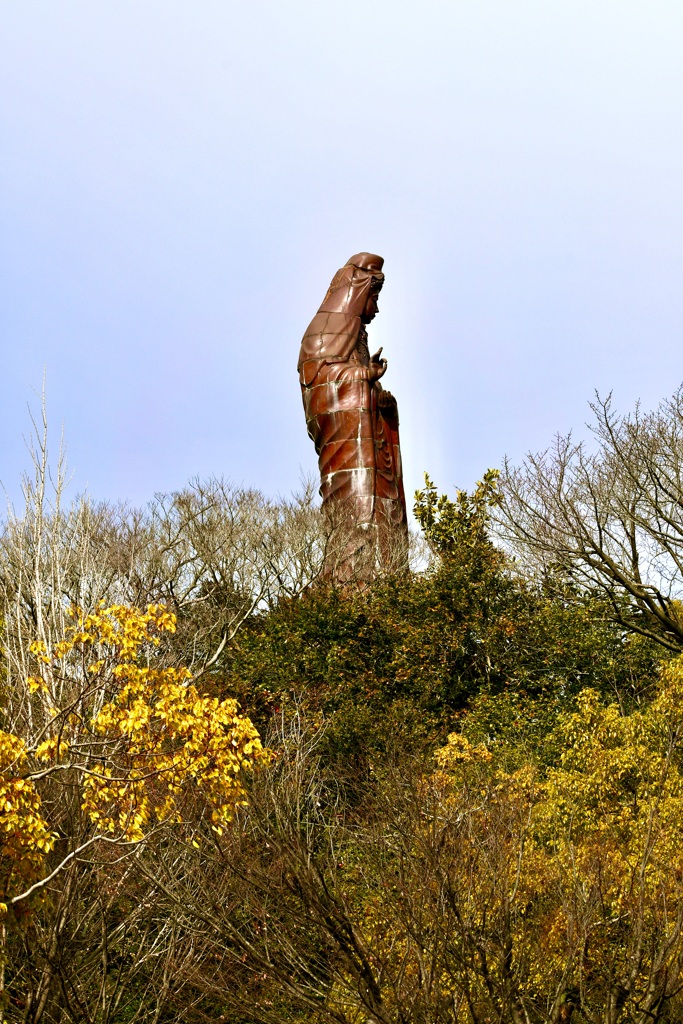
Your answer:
499,387 -> 683,651
533,660 -> 683,1023
414,469 -> 503,558
0,404 -> 328,713
0,602 -> 266,1023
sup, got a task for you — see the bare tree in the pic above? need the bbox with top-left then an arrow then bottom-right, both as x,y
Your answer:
132,713 -> 375,1024
498,387 -> 683,650
0,409 -> 327,707
5,848 -> 198,1024
105,476 -> 328,671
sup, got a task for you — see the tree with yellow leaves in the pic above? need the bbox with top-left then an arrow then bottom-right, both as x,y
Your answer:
0,735 -> 56,917
0,602 -> 267,1023
535,656 -> 683,1023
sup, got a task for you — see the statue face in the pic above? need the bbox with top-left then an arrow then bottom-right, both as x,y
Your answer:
361,291 -> 379,324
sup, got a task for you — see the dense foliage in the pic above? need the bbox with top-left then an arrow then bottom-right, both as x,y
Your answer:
3,398 -> 683,1022
222,473 -> 661,764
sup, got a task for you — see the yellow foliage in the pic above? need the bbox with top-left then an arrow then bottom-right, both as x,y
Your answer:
433,657 -> 683,1015
434,731 -> 492,768
0,731 -> 56,914
84,666 -> 267,841
3,604 -> 268,910
536,663 -> 683,972
333,657 -> 683,1021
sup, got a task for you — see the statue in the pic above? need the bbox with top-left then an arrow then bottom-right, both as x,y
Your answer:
298,252 -> 408,579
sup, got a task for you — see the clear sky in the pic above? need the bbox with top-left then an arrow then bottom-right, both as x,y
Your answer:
2,1 -> 683,513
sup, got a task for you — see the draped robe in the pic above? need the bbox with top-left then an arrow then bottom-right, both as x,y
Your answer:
298,254 -> 407,573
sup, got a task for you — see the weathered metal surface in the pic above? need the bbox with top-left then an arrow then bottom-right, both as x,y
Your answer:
298,253 -> 408,579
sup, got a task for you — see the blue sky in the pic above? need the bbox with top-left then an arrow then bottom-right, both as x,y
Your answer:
2,1 -> 683,512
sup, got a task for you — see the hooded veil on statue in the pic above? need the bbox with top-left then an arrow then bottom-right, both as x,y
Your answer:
298,253 -> 408,579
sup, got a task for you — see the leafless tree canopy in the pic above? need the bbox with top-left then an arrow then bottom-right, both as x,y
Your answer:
0,410 -> 328,700
498,387 -> 683,650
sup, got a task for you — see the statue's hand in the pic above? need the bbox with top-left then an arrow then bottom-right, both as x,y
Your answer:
369,347 -> 387,382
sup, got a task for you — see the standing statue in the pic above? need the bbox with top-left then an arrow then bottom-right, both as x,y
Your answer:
298,252 -> 408,579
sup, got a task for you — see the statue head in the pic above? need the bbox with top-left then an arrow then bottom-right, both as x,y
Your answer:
318,253 -> 385,319
298,252 -> 386,378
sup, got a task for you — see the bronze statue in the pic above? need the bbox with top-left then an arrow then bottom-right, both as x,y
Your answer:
298,252 -> 408,579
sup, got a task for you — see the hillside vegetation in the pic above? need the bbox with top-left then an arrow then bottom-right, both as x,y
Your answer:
3,390 -> 683,1023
